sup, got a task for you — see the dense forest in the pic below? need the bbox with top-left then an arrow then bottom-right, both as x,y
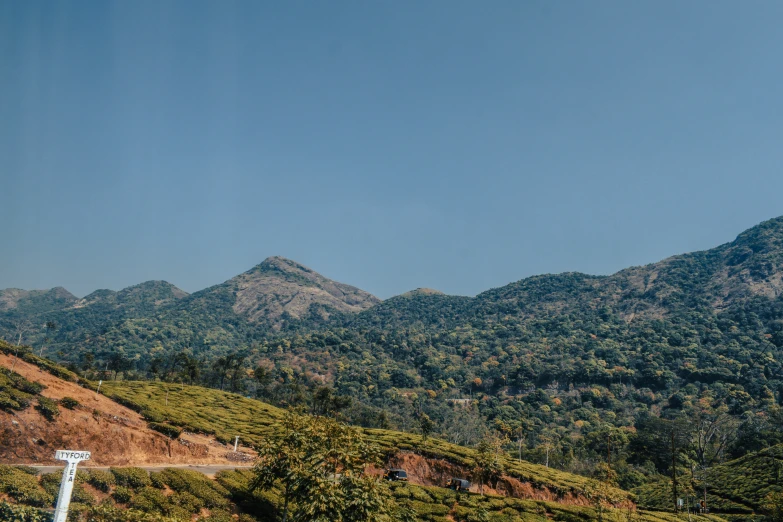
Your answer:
3,217 -> 783,507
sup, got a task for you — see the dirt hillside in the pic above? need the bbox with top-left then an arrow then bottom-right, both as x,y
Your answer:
385,451 -> 596,505
0,353 -> 256,466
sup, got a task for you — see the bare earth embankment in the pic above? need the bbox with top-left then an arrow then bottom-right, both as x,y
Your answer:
0,353 -> 256,467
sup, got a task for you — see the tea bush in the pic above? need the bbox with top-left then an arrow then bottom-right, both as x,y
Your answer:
129,486 -> 170,513
170,491 -> 204,514
111,486 -> 133,504
35,396 -> 59,421
156,468 -> 229,509
0,500 -> 51,521
60,396 -> 79,409
14,465 -> 41,476
110,467 -> 151,489
0,465 -> 52,507
88,470 -> 116,493
148,422 -> 182,439
149,472 -> 166,489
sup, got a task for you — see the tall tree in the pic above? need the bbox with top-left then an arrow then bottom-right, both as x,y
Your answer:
251,412 -> 405,522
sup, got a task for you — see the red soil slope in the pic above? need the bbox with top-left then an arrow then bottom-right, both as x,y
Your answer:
0,353 -> 256,466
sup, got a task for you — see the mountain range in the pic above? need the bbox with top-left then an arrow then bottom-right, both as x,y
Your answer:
3,216 -> 783,495
5,217 -> 783,348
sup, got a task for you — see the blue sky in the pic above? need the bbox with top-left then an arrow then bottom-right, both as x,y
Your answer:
2,1 -> 783,299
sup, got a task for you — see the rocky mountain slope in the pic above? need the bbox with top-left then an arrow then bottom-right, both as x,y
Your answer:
0,257 -> 380,359
202,256 -> 380,326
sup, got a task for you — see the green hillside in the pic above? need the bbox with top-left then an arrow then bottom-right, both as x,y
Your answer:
705,443 -> 783,514
0,465 -> 726,522
3,217 -> 783,510
99,380 -> 619,499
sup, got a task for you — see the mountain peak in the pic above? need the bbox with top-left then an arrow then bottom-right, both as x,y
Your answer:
232,257 -> 380,326
400,288 -> 446,298
254,256 -> 316,277
0,286 -> 77,313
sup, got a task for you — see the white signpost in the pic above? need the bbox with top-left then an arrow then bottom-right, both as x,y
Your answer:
53,450 -> 91,522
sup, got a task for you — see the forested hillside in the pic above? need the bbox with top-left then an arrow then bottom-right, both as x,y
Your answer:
3,217 -> 783,511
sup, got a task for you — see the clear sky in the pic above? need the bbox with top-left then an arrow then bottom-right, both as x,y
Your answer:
2,1 -> 783,299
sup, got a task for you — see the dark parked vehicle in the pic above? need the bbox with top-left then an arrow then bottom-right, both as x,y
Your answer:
384,469 -> 408,481
446,478 -> 471,491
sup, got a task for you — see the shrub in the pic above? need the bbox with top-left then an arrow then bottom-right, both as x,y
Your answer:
14,465 -> 41,476
35,396 -> 59,421
149,472 -> 166,489
202,509 -> 234,522
164,505 -> 192,520
0,500 -> 51,521
170,491 -> 204,513
157,468 -> 229,509
0,465 -> 52,507
112,486 -> 133,504
78,504 -> 186,521
148,422 -> 182,439
60,396 -> 79,409
39,471 -> 90,503
88,470 -> 116,492
129,487 -> 170,513
110,467 -> 151,489
141,409 -> 164,423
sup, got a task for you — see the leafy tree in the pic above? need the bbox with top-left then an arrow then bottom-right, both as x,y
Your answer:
473,435 -> 504,494
251,412 -> 403,522
763,491 -> 783,522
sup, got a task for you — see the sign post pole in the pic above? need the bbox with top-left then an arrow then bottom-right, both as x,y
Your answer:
53,450 -> 91,522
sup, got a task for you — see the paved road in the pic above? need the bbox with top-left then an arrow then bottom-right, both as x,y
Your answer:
23,464 -> 254,476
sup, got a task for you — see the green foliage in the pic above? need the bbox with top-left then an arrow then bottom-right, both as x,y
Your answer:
147,422 -> 182,439
0,500 -> 51,521
0,466 -> 52,507
128,487 -> 169,513
155,468 -> 229,509
252,412 -> 397,521
473,436 -> 505,494
60,396 -> 79,409
0,367 -> 42,412
169,491 -> 204,514
763,491 -> 783,522
697,443 -> 783,513
101,381 -> 612,498
87,470 -> 116,493
111,486 -> 133,504
148,472 -> 165,490
35,396 -> 59,421
39,471 -> 92,505
73,503 -> 187,521
109,467 -> 151,490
